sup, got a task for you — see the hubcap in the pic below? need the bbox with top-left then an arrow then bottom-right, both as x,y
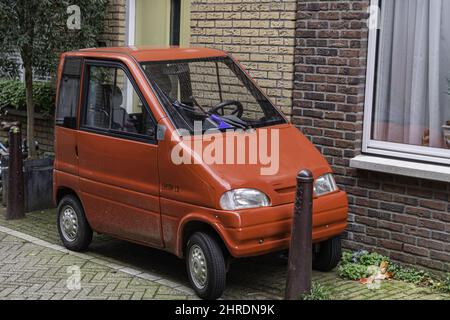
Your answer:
188,244 -> 208,289
60,206 -> 78,242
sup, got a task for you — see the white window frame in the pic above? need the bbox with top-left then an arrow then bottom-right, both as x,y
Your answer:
362,0 -> 450,166
126,0 -> 136,46
124,0 -> 136,113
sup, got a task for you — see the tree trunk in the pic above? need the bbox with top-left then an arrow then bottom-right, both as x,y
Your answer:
23,58 -> 36,159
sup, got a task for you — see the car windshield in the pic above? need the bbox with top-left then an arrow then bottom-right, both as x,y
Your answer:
140,57 -> 286,134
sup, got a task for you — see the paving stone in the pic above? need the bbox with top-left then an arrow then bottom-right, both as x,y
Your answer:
0,207 -> 449,300
0,230 -> 191,300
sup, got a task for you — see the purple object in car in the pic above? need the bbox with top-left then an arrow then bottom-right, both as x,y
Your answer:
209,114 -> 233,129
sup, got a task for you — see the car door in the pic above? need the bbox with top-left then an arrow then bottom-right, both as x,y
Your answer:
77,60 -> 162,247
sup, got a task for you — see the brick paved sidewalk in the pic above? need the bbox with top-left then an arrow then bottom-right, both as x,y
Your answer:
0,230 -> 194,300
0,207 -> 448,300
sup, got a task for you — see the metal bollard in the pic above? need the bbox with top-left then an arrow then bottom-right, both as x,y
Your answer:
285,169 -> 314,300
5,126 -> 25,220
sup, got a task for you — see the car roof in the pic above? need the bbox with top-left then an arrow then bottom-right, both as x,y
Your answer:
77,46 -> 227,62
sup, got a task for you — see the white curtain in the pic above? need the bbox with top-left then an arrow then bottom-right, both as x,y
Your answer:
373,0 -> 450,148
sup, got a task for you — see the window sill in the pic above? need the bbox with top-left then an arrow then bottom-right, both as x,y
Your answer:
350,155 -> 450,183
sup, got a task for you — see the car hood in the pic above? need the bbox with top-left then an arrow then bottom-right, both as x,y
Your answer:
194,124 -> 332,206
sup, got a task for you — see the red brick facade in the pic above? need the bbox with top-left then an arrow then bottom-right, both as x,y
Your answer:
293,0 -> 449,272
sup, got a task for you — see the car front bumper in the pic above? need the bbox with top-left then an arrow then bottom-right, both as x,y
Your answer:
219,190 -> 348,258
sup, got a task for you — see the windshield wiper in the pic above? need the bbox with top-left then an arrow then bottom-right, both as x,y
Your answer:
172,100 -> 199,114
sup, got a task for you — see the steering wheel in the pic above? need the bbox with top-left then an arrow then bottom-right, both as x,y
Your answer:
210,100 -> 244,118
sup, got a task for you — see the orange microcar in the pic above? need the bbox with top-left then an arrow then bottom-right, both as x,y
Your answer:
53,47 -> 348,300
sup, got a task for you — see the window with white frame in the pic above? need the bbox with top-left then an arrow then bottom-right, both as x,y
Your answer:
363,0 -> 450,164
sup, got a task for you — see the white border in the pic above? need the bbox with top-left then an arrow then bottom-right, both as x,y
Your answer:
362,0 -> 450,166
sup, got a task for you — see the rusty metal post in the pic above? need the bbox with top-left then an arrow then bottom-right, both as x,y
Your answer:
5,126 -> 25,220
285,169 -> 314,300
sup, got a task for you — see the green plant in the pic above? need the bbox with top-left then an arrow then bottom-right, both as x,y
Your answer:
0,80 -> 55,116
387,264 -> 429,285
351,250 -> 390,267
301,282 -> 331,300
444,274 -> 450,293
341,251 -> 353,265
339,250 -> 450,293
338,263 -> 370,281
0,0 -> 108,157
0,57 -> 20,79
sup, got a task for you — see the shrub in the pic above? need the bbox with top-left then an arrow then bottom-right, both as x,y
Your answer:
341,251 -> 353,265
444,274 -> 450,293
344,250 -> 390,267
358,251 -> 389,267
0,80 -> 55,117
301,282 -> 331,300
387,264 -> 429,285
339,250 -> 450,293
338,263 -> 370,281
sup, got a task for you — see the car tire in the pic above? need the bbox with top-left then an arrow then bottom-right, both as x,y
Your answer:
57,195 -> 93,252
312,236 -> 342,272
186,232 -> 226,300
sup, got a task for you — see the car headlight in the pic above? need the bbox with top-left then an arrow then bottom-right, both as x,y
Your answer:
314,174 -> 338,197
220,189 -> 271,210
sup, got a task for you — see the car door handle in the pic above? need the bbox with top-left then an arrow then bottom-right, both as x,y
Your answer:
75,145 -> 78,157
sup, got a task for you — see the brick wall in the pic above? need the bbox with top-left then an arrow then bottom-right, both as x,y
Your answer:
100,0 -> 127,47
190,0 -> 297,117
293,0 -> 449,272
0,110 -> 54,154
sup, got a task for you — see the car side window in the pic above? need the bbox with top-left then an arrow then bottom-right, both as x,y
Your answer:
56,57 -> 82,129
82,64 -> 155,139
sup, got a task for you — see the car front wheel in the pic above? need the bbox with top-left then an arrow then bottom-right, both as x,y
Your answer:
57,195 -> 93,252
186,232 -> 226,300
313,236 -> 342,272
